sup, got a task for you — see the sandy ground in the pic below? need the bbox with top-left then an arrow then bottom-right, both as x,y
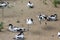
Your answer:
0,0 -> 60,40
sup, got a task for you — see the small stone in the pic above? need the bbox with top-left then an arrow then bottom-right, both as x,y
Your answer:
16,20 -> 20,23
51,35 -> 54,37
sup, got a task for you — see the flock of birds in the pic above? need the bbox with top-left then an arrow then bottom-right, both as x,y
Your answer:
0,1 -> 60,40
8,13 -> 58,40
8,24 -> 25,40
0,1 -> 34,8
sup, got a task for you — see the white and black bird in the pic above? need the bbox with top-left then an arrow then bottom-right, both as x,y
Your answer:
58,32 -> 60,38
13,31 -> 24,40
0,1 -> 9,7
47,14 -> 57,21
8,24 -> 26,32
37,14 -> 47,21
26,18 -> 33,25
27,1 -> 34,8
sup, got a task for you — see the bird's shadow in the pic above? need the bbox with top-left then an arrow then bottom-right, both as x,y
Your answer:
42,26 -> 56,31
13,38 -> 26,40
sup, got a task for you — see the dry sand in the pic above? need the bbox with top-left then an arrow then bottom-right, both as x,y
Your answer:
0,0 -> 60,40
